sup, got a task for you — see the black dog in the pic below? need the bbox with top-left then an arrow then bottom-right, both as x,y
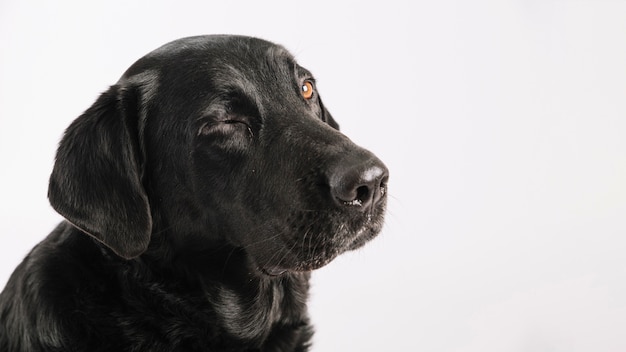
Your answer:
0,35 -> 388,351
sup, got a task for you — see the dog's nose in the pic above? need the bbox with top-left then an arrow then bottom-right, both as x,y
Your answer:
329,152 -> 389,211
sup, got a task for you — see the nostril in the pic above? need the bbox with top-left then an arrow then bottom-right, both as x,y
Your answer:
356,185 -> 370,203
329,160 -> 389,211
341,185 -> 371,207
379,175 -> 389,197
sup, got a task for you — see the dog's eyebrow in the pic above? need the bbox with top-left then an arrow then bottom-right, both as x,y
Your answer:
294,65 -> 314,80
218,64 -> 262,105
199,64 -> 264,120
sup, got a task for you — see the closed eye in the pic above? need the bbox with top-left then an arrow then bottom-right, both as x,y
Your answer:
199,118 -> 252,137
224,119 -> 254,137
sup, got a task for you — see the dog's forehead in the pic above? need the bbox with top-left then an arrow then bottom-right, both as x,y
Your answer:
119,35 -> 315,121
120,35 -> 313,108
212,42 -> 297,86
125,35 -> 299,80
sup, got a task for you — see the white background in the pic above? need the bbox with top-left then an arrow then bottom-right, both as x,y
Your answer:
1,1 -> 625,351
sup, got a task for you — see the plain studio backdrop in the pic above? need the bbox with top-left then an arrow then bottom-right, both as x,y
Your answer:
1,1 -> 625,351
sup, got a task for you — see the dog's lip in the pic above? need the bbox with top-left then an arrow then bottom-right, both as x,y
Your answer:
256,213 -> 385,277
261,267 -> 289,276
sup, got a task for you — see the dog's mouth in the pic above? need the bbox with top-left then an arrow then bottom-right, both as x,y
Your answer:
255,209 -> 385,277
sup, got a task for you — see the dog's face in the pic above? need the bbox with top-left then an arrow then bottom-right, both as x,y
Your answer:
49,35 -> 388,275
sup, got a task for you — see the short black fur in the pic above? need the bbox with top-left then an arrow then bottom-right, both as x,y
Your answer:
0,35 -> 388,351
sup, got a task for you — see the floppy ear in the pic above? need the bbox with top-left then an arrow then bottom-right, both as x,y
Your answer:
48,84 -> 152,259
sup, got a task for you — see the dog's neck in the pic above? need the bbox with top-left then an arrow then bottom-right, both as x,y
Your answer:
207,270 -> 311,343
138,233 -> 312,345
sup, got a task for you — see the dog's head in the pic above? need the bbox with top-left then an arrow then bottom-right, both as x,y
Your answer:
49,35 -> 388,275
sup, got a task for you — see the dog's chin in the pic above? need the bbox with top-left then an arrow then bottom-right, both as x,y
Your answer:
258,252 -> 337,277
260,258 -> 334,277
257,217 -> 384,277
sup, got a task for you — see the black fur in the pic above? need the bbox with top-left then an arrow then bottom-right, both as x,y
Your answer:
0,35 -> 388,351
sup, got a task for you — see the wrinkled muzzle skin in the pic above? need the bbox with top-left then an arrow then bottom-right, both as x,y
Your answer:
129,36 -> 389,275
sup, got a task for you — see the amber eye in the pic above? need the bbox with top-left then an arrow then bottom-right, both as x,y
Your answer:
301,80 -> 314,100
